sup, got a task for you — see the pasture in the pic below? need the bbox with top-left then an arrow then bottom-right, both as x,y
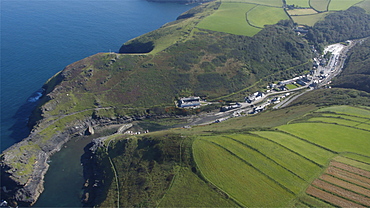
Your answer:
192,138 -> 295,207
278,123 -> 370,157
310,0 -> 330,12
355,0 -> 370,13
247,6 -> 289,28
328,0 -> 365,11
316,105 -> 370,117
158,168 -> 237,207
290,12 -> 328,26
204,135 -> 309,193
221,0 -> 283,7
253,131 -> 335,166
287,8 -> 317,15
176,105 -> 369,207
286,0 -> 310,7
197,3 -> 261,36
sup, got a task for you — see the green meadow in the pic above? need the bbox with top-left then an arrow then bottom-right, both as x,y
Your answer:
278,123 -> 370,157
355,0 -> 370,13
328,0 -> 365,11
221,0 -> 283,7
310,0 -> 330,12
287,8 -> 317,15
286,0 -> 310,7
316,105 -> 370,117
189,105 -> 370,207
197,3 -> 261,36
247,6 -> 289,28
253,131 -> 335,166
193,139 -> 295,207
291,13 -> 328,26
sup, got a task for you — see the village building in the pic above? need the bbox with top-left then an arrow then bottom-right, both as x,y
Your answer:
178,96 -> 201,108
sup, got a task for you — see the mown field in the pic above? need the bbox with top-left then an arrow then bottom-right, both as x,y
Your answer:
328,0 -> 364,11
286,0 -> 367,25
221,0 -> 283,7
287,8 -> 317,15
247,6 -> 289,28
286,0 -> 310,7
96,104 -> 370,207
190,105 -> 370,207
196,3 -> 260,36
310,0 -> 330,11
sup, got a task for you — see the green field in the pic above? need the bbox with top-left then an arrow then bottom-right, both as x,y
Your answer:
278,123 -> 370,157
221,0 -> 283,7
308,117 -> 363,127
193,138 -> 295,207
328,0 -> 364,11
355,0 -> 370,13
158,168 -> 237,207
191,105 -> 369,207
333,156 -> 370,171
197,3 -> 261,36
310,0 -> 330,12
320,113 -> 369,122
316,105 -> 370,117
253,131 -> 335,166
286,0 -> 310,7
247,6 -> 289,28
287,8 -> 318,15
203,135 -> 310,193
286,84 -> 299,89
291,12 -> 328,26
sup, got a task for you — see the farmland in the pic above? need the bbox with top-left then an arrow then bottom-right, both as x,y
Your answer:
190,105 -> 370,207
286,0 -> 310,7
220,0 -> 283,7
287,8 -> 317,15
196,3 -> 260,36
310,0 -> 330,12
329,0 -> 365,11
247,6 -> 289,28
290,12 -> 328,26
196,0 -> 367,36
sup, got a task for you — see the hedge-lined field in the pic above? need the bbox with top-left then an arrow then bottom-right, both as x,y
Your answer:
286,0 -> 310,7
247,6 -> 289,28
192,105 -> 369,207
310,0 -> 330,12
328,0 -> 364,11
221,0 -> 283,7
197,3 -> 260,36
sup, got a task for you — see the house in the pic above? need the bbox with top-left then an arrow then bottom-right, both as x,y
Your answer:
178,96 -> 201,108
245,92 -> 265,103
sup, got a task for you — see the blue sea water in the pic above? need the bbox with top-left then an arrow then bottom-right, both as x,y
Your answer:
1,0 -> 195,152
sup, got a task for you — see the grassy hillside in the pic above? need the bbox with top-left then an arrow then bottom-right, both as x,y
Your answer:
90,104 -> 370,207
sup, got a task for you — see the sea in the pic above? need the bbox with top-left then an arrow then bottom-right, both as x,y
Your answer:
1,0 -> 195,206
